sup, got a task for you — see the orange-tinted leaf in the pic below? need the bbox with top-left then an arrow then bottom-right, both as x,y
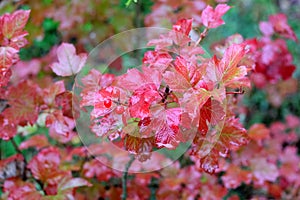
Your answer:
1,10 -> 30,39
19,135 -> 49,150
125,135 -> 155,162
3,80 -> 40,125
28,147 -> 68,184
194,117 -> 249,174
248,123 -> 270,142
219,44 -> 249,88
221,164 -> 252,189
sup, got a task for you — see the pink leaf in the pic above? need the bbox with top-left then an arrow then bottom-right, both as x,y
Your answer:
142,51 -> 173,72
129,83 -> 160,119
43,81 -> 66,106
58,177 -> 91,192
154,107 -> 183,149
250,157 -> 279,185
50,43 -> 87,76
269,13 -> 298,41
201,4 -> 230,29
259,21 -> 274,36
0,46 -> 18,69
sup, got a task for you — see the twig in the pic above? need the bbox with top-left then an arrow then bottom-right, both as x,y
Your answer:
121,155 -> 135,200
194,27 -> 209,46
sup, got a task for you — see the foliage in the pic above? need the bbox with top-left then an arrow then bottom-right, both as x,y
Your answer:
0,0 -> 300,199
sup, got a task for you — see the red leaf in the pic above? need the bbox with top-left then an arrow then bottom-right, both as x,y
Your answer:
83,159 -> 119,181
221,165 -> 252,189
286,114 -> 300,129
90,88 -> 116,118
80,70 -> 115,108
198,98 -> 225,135
197,153 -> 219,174
65,147 -> 87,161
3,80 -> 40,125
279,65 -> 296,80
28,147 -> 68,184
142,51 -> 173,72
181,88 -> 211,120
125,135 -> 155,161
81,69 -> 114,91
218,117 -> 249,150
117,67 -> 162,91
0,68 -> 12,88
55,91 -> 73,118
0,46 -> 18,69
269,13 -> 298,41
279,147 -> 300,183
129,83 -> 160,119
218,44 -> 249,88
147,34 -> 173,50
193,117 -> 249,174
201,4 -> 230,29
46,110 -> 75,137
1,10 -> 30,40
0,114 -> 17,140
172,18 -> 193,36
19,135 -> 49,150
163,70 -> 191,93
172,56 -> 204,88
154,107 -> 183,149
0,46 -> 18,87
3,179 -> 42,200
248,123 -> 270,142
43,80 -> 65,106
10,59 -> 41,83
50,43 -> 87,76
90,114 -> 120,137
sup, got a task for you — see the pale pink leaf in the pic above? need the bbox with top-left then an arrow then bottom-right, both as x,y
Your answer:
50,43 -> 87,76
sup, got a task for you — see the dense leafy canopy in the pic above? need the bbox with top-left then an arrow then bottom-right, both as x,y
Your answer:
0,1 -> 299,200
